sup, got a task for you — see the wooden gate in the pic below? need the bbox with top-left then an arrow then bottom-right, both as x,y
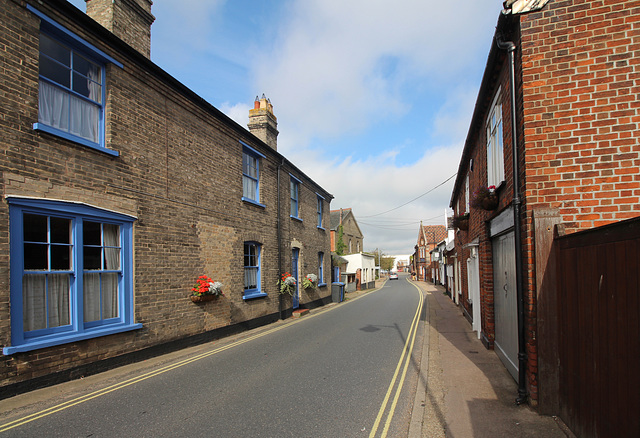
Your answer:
492,231 -> 519,382
555,218 -> 640,438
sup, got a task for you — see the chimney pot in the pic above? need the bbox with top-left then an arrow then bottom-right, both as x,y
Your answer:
248,94 -> 279,150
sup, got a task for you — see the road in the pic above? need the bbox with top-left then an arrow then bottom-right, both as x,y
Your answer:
0,274 -> 425,437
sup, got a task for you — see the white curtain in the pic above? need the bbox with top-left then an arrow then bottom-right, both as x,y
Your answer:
243,175 -> 257,200
84,224 -> 119,322
69,95 -> 99,143
39,80 -> 69,133
39,77 -> 99,143
244,268 -> 257,290
84,272 -> 101,322
22,273 -> 70,331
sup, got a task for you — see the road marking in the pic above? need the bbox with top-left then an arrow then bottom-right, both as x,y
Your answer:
0,315 -> 309,432
369,281 -> 424,438
0,286 -> 386,433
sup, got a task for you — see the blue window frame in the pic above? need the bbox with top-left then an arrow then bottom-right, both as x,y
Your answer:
4,198 -> 140,355
243,242 -> 266,300
28,5 -> 122,156
316,193 -> 324,229
241,142 -> 265,207
318,252 -> 326,286
290,175 -> 301,220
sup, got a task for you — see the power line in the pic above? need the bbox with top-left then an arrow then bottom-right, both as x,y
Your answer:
360,173 -> 457,218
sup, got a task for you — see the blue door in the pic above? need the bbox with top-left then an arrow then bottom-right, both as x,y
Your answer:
292,248 -> 299,309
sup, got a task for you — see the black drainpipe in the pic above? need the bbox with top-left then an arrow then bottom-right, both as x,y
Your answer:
277,158 -> 285,320
496,35 -> 528,405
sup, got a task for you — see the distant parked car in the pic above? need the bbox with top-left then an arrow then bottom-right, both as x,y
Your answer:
389,272 -> 398,280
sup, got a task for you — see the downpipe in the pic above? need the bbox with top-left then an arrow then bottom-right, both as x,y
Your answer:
277,158 -> 285,320
496,35 -> 528,405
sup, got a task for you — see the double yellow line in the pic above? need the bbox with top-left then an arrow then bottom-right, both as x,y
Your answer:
369,281 -> 424,438
0,320 -> 297,432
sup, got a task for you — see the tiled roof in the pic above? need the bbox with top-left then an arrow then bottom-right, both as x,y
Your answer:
420,224 -> 447,244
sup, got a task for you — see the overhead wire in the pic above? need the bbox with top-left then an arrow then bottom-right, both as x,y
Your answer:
359,173 -> 457,218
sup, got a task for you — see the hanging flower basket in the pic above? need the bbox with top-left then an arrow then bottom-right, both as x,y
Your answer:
452,213 -> 470,231
190,275 -> 223,303
190,294 -> 218,303
471,185 -> 498,211
278,272 -> 296,295
302,273 -> 318,290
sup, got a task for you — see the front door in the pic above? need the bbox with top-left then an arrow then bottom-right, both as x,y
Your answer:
467,250 -> 481,339
292,248 -> 299,309
492,231 -> 519,382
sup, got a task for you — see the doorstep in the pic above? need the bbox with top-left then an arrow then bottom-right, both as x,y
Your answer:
292,309 -> 309,318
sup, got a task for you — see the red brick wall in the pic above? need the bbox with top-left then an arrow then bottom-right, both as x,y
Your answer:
518,0 -> 640,403
520,0 -> 640,229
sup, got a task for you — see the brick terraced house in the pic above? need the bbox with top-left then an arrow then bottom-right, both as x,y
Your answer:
449,0 -> 640,433
0,0 -> 332,396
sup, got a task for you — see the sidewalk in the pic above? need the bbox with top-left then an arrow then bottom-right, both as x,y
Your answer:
409,281 -> 573,438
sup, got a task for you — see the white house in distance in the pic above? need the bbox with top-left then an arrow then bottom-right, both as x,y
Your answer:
341,253 -> 376,292
391,254 -> 411,272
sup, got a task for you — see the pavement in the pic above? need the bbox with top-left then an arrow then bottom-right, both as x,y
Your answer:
407,280 -> 575,438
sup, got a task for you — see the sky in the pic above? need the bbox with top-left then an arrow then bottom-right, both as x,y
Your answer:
68,0 -> 502,256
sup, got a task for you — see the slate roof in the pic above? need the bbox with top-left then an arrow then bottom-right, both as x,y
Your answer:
329,208 -> 352,231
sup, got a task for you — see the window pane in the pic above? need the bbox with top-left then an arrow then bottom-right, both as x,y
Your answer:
84,246 -> 101,270
50,217 -> 71,243
243,154 -> 257,178
243,175 -> 257,200
23,274 -> 47,331
103,224 -> 120,246
51,245 -> 71,270
40,55 -> 71,88
73,54 -> 101,83
102,273 -> 119,319
39,80 -> 70,132
69,94 -> 100,142
24,213 -> 47,242
48,273 -> 70,327
84,221 -> 101,245
244,267 -> 257,290
72,72 -> 102,104
104,248 -> 120,270
40,34 -> 70,66
83,272 -> 100,322
24,243 -> 48,270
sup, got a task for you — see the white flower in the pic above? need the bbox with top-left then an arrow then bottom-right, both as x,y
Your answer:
209,281 -> 223,295
284,276 -> 296,286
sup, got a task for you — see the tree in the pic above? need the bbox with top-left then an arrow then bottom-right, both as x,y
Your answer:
368,249 -> 395,272
335,224 -> 346,256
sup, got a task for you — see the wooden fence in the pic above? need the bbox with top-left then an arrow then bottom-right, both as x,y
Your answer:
555,217 -> 640,438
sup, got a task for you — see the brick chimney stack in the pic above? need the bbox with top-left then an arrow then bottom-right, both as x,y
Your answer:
86,0 -> 155,58
248,94 -> 279,151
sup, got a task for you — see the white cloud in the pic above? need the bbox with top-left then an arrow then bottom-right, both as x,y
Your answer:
220,102 -> 252,127
252,0 -> 498,144
286,140 -> 462,254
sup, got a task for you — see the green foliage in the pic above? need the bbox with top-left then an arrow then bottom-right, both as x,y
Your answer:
336,224 -> 346,255
368,249 -> 396,272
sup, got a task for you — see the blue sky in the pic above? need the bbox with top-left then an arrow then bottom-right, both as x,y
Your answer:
68,0 -> 502,256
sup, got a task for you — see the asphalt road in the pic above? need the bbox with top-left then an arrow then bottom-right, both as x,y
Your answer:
0,274 -> 425,438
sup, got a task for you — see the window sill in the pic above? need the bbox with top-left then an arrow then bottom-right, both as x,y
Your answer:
33,123 -> 119,157
3,322 -> 142,355
290,215 -> 303,222
243,291 -> 267,301
242,198 -> 266,208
